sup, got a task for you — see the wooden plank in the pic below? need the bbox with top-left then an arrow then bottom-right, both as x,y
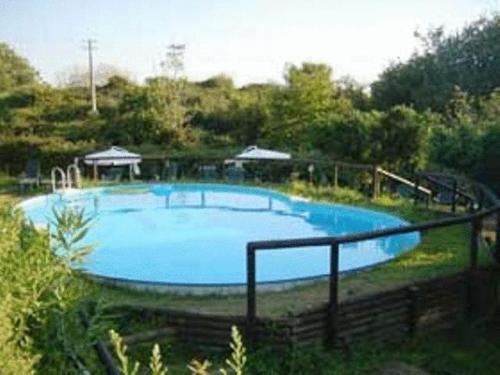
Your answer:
340,291 -> 409,312
294,304 -> 328,318
294,320 -> 328,335
339,317 -> 408,337
338,315 -> 408,337
339,300 -> 409,320
105,327 -> 175,348
419,293 -> 462,308
345,326 -> 407,344
294,310 -> 328,325
107,304 -> 246,323
339,306 -> 408,330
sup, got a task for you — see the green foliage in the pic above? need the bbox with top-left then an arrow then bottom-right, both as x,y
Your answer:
222,326 -> 247,375
308,106 -> 426,169
373,105 -> 427,169
264,63 -> 351,151
287,180 -> 367,205
0,206 -> 95,374
429,122 -> 483,171
0,43 -> 38,91
372,15 -> 500,112
150,344 -> 169,375
110,329 -> 141,375
308,111 -> 376,162
477,124 -> 500,192
50,207 -> 93,262
110,326 -> 246,375
0,134 -> 95,175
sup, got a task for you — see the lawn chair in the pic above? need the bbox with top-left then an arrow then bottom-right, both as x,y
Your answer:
199,164 -> 218,180
101,167 -> 123,183
162,161 -> 178,181
432,176 -> 457,205
18,160 -> 41,192
224,165 -> 245,183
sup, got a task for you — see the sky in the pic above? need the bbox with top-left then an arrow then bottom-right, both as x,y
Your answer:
0,0 -> 498,87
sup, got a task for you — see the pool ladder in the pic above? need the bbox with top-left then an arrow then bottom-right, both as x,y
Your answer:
51,163 -> 82,192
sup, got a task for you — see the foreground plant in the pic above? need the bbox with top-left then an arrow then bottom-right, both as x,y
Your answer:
110,325 -> 246,375
50,206 -> 94,263
0,205 -> 95,374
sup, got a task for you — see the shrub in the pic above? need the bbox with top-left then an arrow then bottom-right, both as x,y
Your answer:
0,206 -> 95,374
110,325 -> 247,375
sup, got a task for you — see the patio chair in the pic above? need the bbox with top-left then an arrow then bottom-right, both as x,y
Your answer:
432,177 -> 457,205
18,159 -> 41,191
101,167 -> 123,183
199,164 -> 218,180
162,161 -> 178,181
224,165 -> 245,183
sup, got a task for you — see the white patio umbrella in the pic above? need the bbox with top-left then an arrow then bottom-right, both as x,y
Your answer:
84,146 -> 142,181
234,145 -> 291,161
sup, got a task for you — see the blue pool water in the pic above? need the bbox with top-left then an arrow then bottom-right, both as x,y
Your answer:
19,184 -> 420,285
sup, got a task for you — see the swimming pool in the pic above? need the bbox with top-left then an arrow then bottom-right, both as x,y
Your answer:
19,184 -> 420,290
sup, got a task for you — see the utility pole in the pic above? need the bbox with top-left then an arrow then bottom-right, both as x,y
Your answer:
85,39 -> 98,113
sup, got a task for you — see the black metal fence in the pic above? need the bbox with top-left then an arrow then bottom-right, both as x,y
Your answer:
245,180 -> 500,346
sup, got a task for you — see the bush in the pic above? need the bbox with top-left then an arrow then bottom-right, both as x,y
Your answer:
0,206 -> 95,374
0,135 -> 96,175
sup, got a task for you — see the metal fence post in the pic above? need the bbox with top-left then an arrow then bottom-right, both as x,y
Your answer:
372,166 -> 379,199
328,241 -> 340,347
452,179 -> 458,214
496,212 -> 500,264
407,286 -> 420,337
470,217 -> 481,270
478,188 -> 485,211
414,173 -> 420,206
333,163 -> 339,190
467,217 -> 481,319
246,244 -> 256,344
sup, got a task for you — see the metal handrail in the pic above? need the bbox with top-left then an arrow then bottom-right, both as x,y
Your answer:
378,168 -> 432,196
248,205 -> 497,251
66,163 -> 82,189
51,167 -> 66,193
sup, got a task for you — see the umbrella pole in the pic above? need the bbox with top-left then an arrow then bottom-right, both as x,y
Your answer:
93,161 -> 98,183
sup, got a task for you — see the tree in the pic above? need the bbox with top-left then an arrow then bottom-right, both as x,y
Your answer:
373,106 -> 427,169
308,110 -> 377,162
0,43 -> 38,91
56,64 -> 132,88
158,44 -> 189,130
197,74 -> 234,90
372,15 -> 500,112
429,122 -> 483,172
337,76 -> 371,111
264,63 -> 345,150
477,124 -> 500,192
444,86 -> 473,125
